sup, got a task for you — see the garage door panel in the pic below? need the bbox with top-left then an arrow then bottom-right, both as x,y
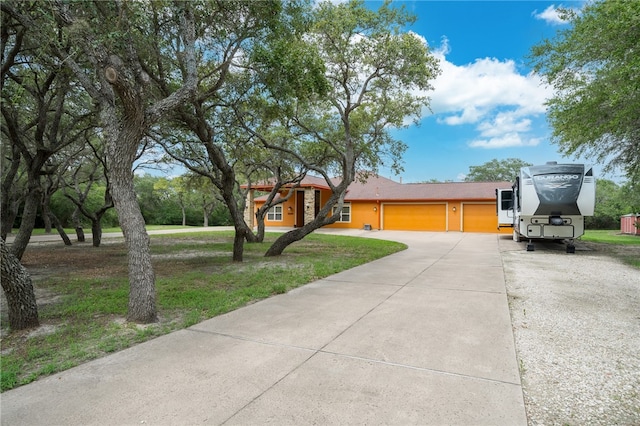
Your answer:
383,204 -> 446,231
463,204 -> 497,233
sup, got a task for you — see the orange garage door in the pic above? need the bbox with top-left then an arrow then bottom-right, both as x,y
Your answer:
383,204 -> 446,231
462,203 -> 498,233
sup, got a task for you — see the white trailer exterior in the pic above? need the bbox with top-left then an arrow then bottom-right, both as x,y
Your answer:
496,162 -> 596,252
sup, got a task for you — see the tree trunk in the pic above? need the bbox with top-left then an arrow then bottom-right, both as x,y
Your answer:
42,203 -> 53,234
91,219 -> 102,247
265,188 -> 348,257
105,114 -> 157,323
1,239 -> 39,330
255,212 -> 266,243
1,144 -> 22,240
1,200 -> 19,241
48,212 -> 72,246
110,171 -> 157,323
10,185 -> 42,260
72,208 -> 85,242
264,226 -> 311,257
232,226 -> 246,262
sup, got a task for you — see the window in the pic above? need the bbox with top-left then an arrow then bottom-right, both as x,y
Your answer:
332,203 -> 351,222
267,205 -> 283,221
501,190 -> 513,210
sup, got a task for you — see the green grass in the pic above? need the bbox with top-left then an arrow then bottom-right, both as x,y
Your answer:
581,229 -> 640,245
581,230 -> 640,268
1,231 -> 406,392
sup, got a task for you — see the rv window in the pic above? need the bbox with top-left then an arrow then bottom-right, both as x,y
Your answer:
501,191 -> 513,210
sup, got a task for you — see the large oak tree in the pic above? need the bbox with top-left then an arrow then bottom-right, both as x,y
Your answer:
52,0 -> 198,323
256,0 -> 440,256
529,0 -> 640,181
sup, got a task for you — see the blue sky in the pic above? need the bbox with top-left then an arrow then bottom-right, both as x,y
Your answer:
371,0 -> 598,182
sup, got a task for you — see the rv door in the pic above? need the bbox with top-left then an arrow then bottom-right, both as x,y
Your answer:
496,188 -> 514,228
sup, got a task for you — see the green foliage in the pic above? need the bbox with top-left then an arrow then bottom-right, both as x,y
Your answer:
529,0 -> 640,181
133,174 -> 232,226
465,158 -> 532,182
49,185 -> 118,228
586,179 -> 636,229
306,0 -> 440,176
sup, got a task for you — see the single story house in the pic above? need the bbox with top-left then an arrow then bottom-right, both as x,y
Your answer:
620,213 -> 640,235
245,175 -> 512,234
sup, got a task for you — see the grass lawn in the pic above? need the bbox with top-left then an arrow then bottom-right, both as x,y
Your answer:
582,229 -> 640,245
1,230 -> 406,392
581,229 -> 640,268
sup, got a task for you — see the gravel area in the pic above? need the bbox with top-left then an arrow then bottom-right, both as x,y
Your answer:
500,237 -> 640,425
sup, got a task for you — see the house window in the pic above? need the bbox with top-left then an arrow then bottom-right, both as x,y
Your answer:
267,205 -> 283,221
332,203 -> 351,222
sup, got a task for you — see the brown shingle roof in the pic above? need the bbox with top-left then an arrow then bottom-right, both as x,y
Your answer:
344,177 -> 511,201
253,174 -> 511,202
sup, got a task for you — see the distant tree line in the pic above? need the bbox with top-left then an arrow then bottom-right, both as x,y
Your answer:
7,174 -> 233,231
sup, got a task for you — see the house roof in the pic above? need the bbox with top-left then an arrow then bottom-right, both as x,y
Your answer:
253,174 -> 512,202
342,175 -> 511,201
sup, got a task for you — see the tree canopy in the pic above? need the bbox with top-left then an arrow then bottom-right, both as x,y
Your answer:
465,158 -> 532,182
529,0 -> 640,181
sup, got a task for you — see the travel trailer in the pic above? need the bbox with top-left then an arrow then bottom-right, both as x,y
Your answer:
496,162 -> 596,252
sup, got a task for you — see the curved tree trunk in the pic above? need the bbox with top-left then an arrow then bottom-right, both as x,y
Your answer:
10,185 -> 42,260
49,212 -> 72,246
265,185 -> 349,257
106,122 -> 157,323
264,226 -> 310,257
1,239 -> 39,330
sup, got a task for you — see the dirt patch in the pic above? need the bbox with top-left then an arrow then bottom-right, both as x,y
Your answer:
20,240 -> 129,281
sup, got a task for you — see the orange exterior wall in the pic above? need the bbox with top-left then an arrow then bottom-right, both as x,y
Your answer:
255,195 -> 510,234
325,201 -> 380,230
254,198 -> 297,227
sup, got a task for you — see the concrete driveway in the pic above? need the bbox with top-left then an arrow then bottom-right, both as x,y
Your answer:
1,230 -> 526,425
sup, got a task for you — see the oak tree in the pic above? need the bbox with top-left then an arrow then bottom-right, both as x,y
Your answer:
529,0 -> 640,181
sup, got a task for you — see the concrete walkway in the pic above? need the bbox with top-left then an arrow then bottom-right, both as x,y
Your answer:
0,230 -> 526,425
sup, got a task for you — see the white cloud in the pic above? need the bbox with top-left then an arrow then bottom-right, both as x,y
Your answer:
532,5 -> 574,26
469,133 -> 542,149
422,38 -> 553,149
429,53 -> 549,120
476,112 -> 532,137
